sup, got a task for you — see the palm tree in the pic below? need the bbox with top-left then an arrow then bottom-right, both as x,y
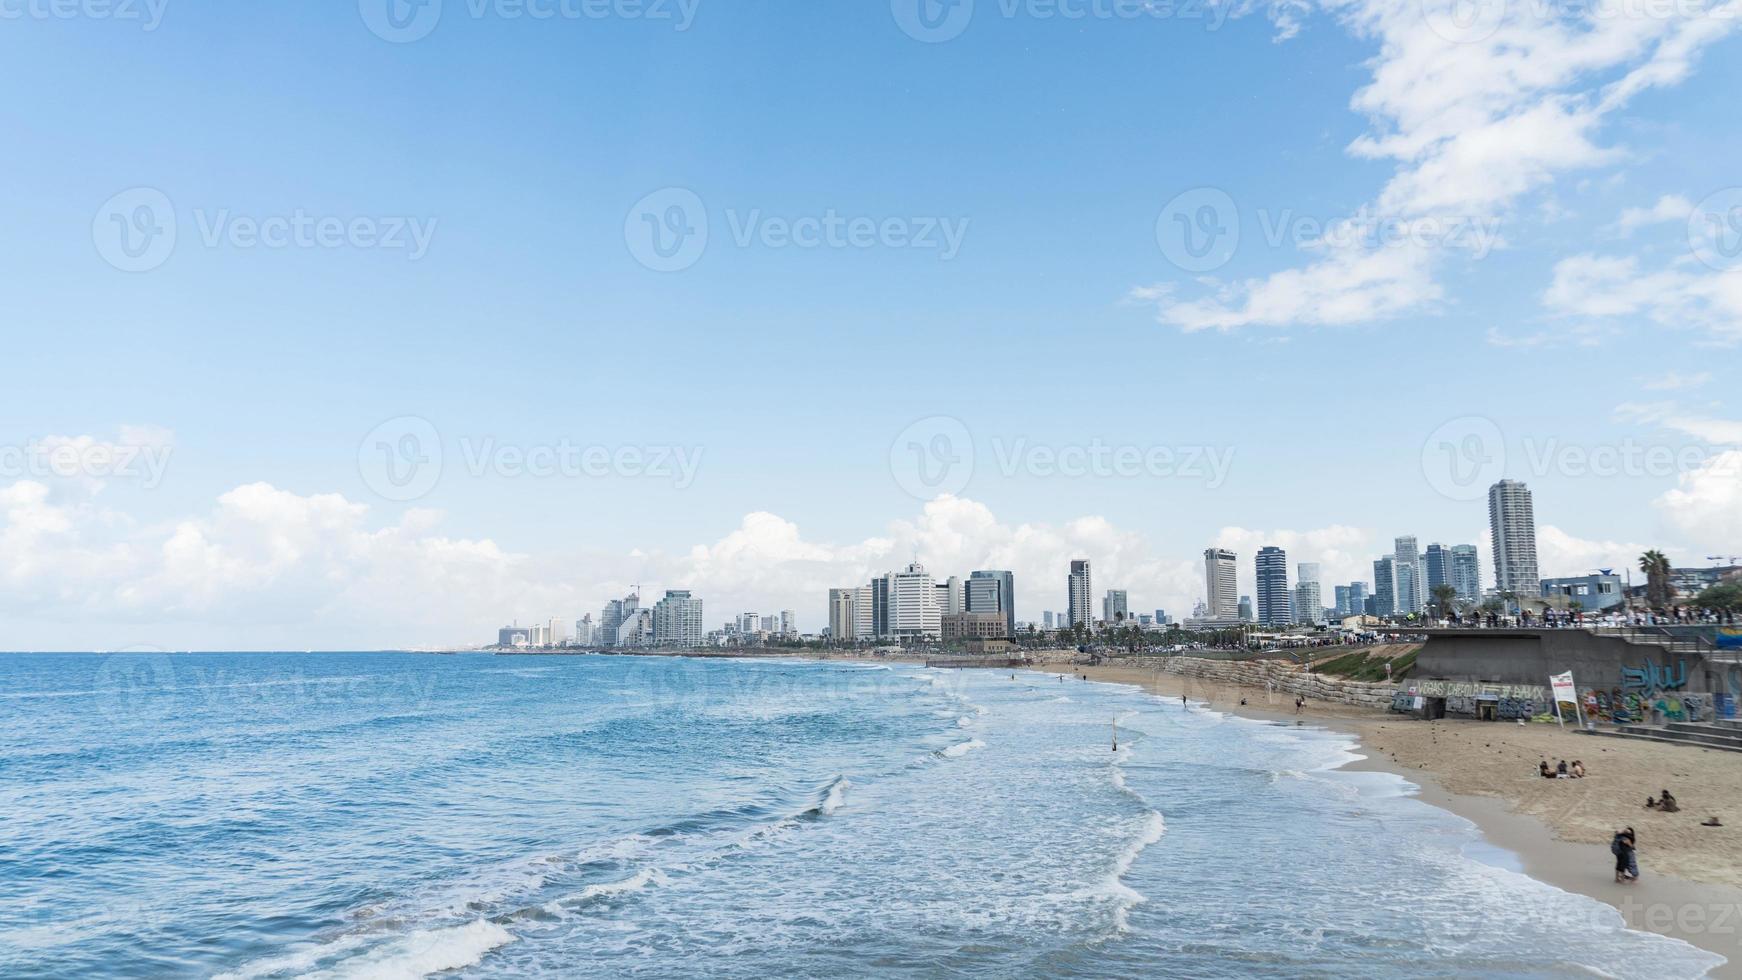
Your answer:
1639,550 -> 1674,610
1430,584 -> 1458,619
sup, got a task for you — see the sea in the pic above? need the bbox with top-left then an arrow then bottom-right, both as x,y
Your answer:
0,652 -> 1724,978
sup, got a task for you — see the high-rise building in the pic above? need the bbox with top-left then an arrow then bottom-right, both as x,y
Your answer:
889,562 -> 941,638
1067,559 -> 1093,628
574,614 -> 595,646
1424,544 -> 1450,596
1295,563 -> 1321,625
943,576 -> 964,615
969,570 -> 1016,638
1255,547 -> 1291,626
871,574 -> 891,638
1103,589 -> 1128,624
780,609 -> 796,636
829,588 -> 858,641
652,590 -> 704,647
1203,548 -> 1238,619
853,585 -> 873,639
547,618 -> 571,646
1489,480 -> 1540,601
1394,536 -> 1423,614
1154,608 -> 1167,625
598,594 -> 638,649
1043,610 -> 1055,629
1348,581 -> 1368,616
1450,544 -> 1480,604
1294,582 -> 1321,625
1333,585 -> 1352,617
1237,595 -> 1253,621
1372,556 -> 1396,617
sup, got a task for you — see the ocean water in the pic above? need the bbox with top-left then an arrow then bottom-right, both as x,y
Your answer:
0,652 -> 1723,978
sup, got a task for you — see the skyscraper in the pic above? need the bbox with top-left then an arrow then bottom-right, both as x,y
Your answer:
1295,563 -> 1321,625
1394,536 -> 1423,614
1238,595 -> 1253,621
829,588 -> 858,640
599,593 -> 638,649
1450,544 -> 1480,604
652,590 -> 704,646
1348,581 -> 1368,618
1333,585 -> 1352,617
1489,480 -> 1541,601
780,609 -> 796,636
969,569 -> 1016,638
853,585 -> 874,639
871,574 -> 891,638
1103,589 -> 1128,624
1043,610 -> 1054,629
1372,556 -> 1396,617
889,562 -> 941,638
1067,559 -> 1093,628
1255,547 -> 1291,626
1203,548 -> 1238,619
1424,544 -> 1450,595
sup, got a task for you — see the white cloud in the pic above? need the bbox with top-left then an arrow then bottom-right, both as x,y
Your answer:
1640,370 -> 1711,391
1655,449 -> 1742,549
1136,0 -> 1740,332
1614,194 -> 1694,235
1536,524 -> 1651,580
1614,402 -> 1742,445
1543,254 -> 1742,343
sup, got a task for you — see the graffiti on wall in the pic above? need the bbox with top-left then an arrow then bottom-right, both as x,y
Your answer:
1621,659 -> 1687,692
1391,678 -> 1709,722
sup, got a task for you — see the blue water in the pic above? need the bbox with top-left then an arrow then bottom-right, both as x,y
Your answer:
0,653 -> 1723,978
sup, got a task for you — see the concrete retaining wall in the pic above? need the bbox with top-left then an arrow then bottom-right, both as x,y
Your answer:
1137,655 -> 1399,711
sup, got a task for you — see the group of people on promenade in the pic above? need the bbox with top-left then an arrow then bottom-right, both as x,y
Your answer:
1443,606 -> 1737,629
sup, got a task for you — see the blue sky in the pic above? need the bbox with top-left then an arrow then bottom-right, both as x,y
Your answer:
3,0 -> 1740,648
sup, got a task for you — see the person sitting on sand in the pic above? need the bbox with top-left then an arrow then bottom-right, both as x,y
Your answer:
1646,796 -> 1658,809
1660,790 -> 1680,813
1540,760 -> 1554,779
1557,760 -> 1569,778
1571,760 -> 1586,778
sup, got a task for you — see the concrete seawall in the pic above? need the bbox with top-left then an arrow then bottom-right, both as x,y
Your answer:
1108,654 -> 1404,711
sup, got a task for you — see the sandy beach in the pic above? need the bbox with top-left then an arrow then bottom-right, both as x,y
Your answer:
1034,660 -> 1742,976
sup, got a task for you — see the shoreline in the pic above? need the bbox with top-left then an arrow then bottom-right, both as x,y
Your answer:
1030,660 -> 1742,978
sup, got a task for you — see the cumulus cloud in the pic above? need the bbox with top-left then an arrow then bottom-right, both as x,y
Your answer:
1136,0 -> 1739,332
1613,194 -> 1695,236
1656,450 -> 1742,549
1543,254 -> 1742,344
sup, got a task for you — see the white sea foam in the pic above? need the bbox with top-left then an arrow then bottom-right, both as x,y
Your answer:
820,778 -> 851,815
573,867 -> 669,903
940,739 -> 985,758
1106,811 -> 1166,932
220,919 -> 513,980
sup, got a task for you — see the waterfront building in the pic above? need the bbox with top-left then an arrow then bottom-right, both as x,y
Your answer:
1067,559 -> 1093,629
829,588 -> 859,641
1237,596 -> 1253,621
889,562 -> 941,638
652,590 -> 704,647
599,594 -> 638,649
969,570 -> 1016,638
1203,549 -> 1239,619
1450,545 -> 1480,603
1489,479 -> 1541,601
1541,574 -> 1625,612
1255,547 -> 1291,626
942,611 -> 1008,641
1394,536 -> 1423,614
